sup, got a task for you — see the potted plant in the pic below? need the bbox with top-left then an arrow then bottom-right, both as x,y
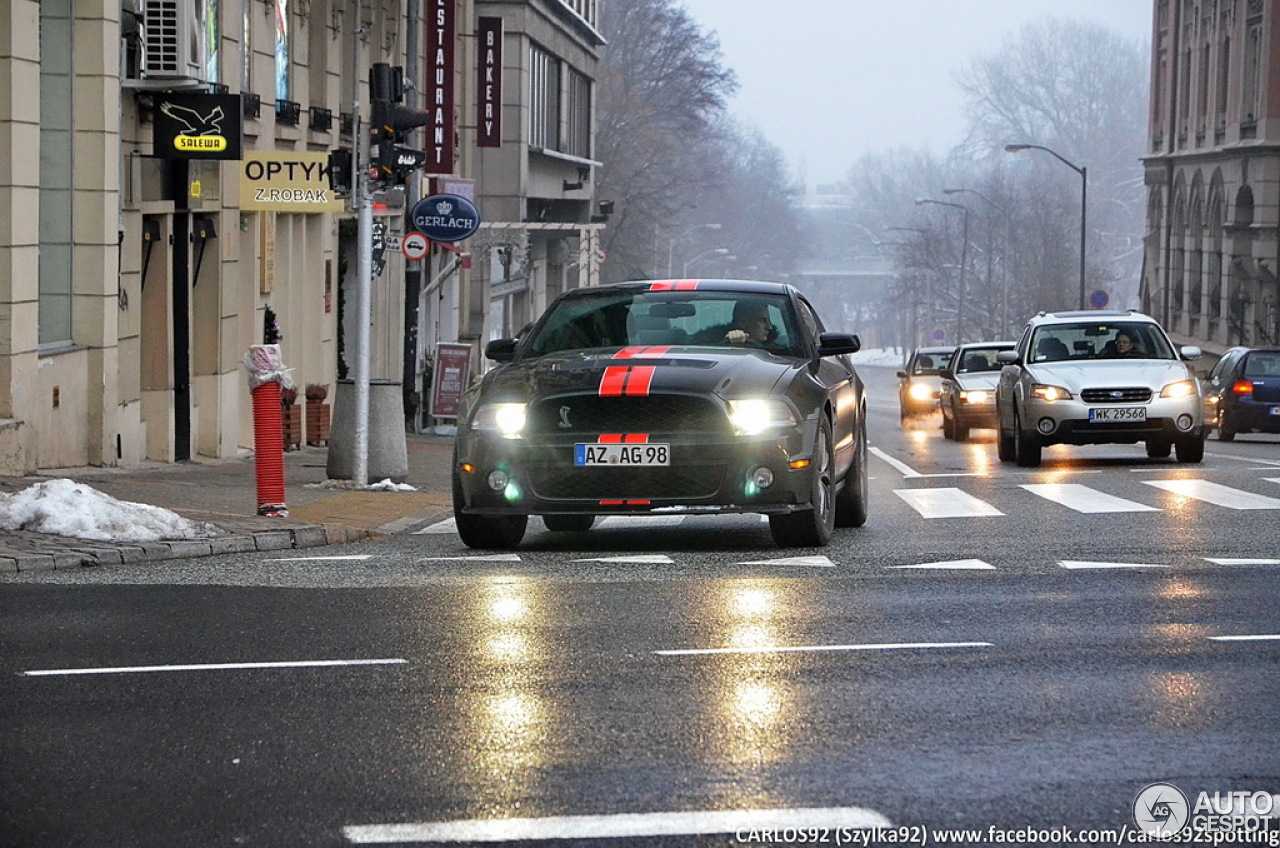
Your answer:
280,385 -> 301,450
304,383 -> 331,446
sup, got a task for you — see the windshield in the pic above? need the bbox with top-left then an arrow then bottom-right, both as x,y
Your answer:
1243,352 -> 1280,378
1029,322 -> 1175,363
911,350 -> 953,375
525,290 -> 801,357
955,346 -> 1010,373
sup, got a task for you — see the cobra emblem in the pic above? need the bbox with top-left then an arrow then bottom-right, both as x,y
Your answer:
559,405 -> 572,428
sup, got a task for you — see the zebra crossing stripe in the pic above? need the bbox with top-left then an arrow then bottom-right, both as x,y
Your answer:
1059,560 -> 1167,569
1144,479 -> 1280,510
895,488 -> 1003,518
891,559 -> 996,570
414,517 -> 457,534
1020,483 -> 1160,513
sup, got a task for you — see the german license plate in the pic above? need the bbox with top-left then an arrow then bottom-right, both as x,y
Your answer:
1088,407 -> 1147,422
574,443 -> 670,466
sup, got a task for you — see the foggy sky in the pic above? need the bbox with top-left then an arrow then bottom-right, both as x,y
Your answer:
677,0 -> 1154,190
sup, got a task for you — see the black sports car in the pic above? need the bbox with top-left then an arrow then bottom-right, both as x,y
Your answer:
451,280 -> 869,549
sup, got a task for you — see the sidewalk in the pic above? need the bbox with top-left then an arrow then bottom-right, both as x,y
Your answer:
0,432 -> 456,573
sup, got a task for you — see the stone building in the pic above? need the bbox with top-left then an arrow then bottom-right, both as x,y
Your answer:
1143,0 -> 1280,352
0,0 -> 602,475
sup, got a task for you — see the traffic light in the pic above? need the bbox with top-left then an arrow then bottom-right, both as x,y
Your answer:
369,63 -> 432,186
326,148 -> 353,195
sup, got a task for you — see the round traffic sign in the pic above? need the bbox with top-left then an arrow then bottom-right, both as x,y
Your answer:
1089,289 -> 1110,309
402,231 -> 430,261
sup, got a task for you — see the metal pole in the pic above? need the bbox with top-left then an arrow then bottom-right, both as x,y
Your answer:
956,208 -> 969,343
353,9 -> 372,486
1079,166 -> 1088,310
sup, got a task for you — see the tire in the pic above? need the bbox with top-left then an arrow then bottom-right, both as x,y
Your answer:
953,422 -> 970,443
835,421 -> 868,528
452,462 -> 528,549
942,413 -> 956,440
1145,438 -> 1172,458
543,514 -> 595,532
1013,410 -> 1041,468
770,418 -> 836,547
1175,433 -> 1206,463
1217,411 -> 1236,441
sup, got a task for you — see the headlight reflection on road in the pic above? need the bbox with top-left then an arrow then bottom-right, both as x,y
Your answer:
1144,671 -> 1214,730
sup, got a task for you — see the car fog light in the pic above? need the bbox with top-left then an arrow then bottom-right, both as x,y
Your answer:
487,470 -> 510,492
1176,414 -> 1194,432
751,466 -> 775,489
1038,417 -> 1056,435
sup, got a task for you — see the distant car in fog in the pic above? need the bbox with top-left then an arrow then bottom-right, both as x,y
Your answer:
1202,346 -> 1280,441
939,342 -> 1015,441
897,346 -> 955,422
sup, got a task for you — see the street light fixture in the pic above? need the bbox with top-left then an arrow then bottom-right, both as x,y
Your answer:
667,223 -> 722,278
1004,143 -> 1087,310
684,248 -> 729,277
916,197 -> 970,344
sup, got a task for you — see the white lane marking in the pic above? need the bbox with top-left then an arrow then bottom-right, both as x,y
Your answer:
597,515 -> 688,529
891,559 -> 996,570
1059,560 -> 1167,570
22,659 -> 407,677
572,555 -> 675,564
1210,453 -> 1280,467
1209,634 -> 1280,642
895,488 -> 1003,518
871,447 -> 921,478
1020,483 -> 1160,513
418,554 -> 521,562
868,447 -> 982,478
343,806 -> 893,844
1144,479 -> 1280,509
736,555 -> 836,567
414,517 -> 457,535
262,555 -> 374,561
1205,558 -> 1280,565
654,641 -> 992,657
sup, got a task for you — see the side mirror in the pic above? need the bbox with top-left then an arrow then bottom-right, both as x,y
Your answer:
996,350 -> 1020,366
938,368 -> 954,381
1180,345 -> 1202,361
485,338 -> 518,362
896,370 -> 907,379
818,332 -> 860,356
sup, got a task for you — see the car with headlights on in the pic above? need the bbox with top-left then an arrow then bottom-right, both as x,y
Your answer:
939,341 -> 1015,441
995,310 -> 1206,466
1202,346 -> 1280,441
452,280 -> 869,549
897,346 -> 955,421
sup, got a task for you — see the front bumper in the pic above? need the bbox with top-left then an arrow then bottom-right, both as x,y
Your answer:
1023,394 -> 1204,445
455,430 -> 820,517
951,398 -> 998,428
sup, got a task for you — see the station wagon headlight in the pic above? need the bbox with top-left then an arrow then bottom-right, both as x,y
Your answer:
908,382 -> 933,400
960,389 -> 991,404
727,399 -> 797,436
1160,380 -> 1196,399
1031,383 -> 1073,402
471,402 -> 527,438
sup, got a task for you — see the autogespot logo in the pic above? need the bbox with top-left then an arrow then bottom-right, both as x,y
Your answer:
1134,782 -> 1190,837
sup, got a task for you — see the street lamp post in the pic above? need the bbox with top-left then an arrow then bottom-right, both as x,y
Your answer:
944,187 -> 1010,337
684,248 -> 729,277
916,198 -> 970,344
667,223 -> 722,278
1005,143 -> 1087,310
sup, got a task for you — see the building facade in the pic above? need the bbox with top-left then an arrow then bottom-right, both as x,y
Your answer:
0,0 -> 602,475
1143,0 -> 1280,352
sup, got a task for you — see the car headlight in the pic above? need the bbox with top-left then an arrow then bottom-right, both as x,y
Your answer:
908,382 -> 933,401
727,399 -> 798,436
960,389 -> 991,404
1031,383 -> 1073,402
471,402 -> 528,438
1160,380 -> 1196,399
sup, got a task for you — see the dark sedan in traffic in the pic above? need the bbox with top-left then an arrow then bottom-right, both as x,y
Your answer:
1203,346 -> 1280,440
452,280 -> 868,549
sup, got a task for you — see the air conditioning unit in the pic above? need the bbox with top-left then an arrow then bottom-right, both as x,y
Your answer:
143,0 -> 205,80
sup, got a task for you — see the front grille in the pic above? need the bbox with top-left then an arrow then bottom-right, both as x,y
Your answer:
529,464 -> 724,500
529,394 -> 728,436
1081,387 -> 1152,403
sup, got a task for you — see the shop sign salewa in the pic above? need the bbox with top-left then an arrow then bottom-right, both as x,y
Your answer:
239,152 -> 345,213
154,93 -> 244,160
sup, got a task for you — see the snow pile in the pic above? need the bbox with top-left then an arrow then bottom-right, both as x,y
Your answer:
0,479 -> 226,543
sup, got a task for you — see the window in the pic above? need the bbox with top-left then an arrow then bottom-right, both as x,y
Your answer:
273,0 -> 290,102
205,0 -> 219,84
39,0 -> 74,348
1241,18 -> 1261,124
529,43 -> 559,149
564,68 -> 591,159
241,0 -> 252,93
